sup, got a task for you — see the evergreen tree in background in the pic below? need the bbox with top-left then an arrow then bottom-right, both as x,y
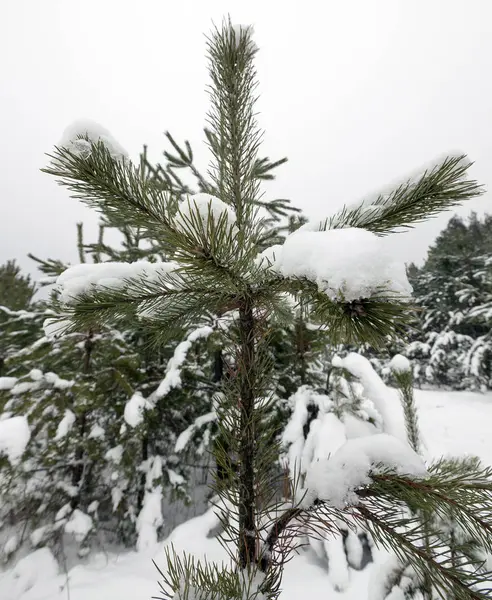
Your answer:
0,260 -> 36,311
406,213 -> 492,390
0,260 -> 43,377
32,19 -> 492,600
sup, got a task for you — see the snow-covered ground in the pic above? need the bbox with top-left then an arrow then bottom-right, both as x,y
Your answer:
2,389 -> 491,600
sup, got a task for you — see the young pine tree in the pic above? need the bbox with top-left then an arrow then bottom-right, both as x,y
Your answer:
42,20 -> 492,600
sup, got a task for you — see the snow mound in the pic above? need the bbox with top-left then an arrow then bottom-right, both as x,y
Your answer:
261,228 -> 412,302
302,433 -> 427,509
60,119 -> 128,161
0,416 -> 30,464
0,548 -> 58,600
55,260 -> 177,304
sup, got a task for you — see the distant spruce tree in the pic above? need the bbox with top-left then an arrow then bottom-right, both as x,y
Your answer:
406,213 -> 492,390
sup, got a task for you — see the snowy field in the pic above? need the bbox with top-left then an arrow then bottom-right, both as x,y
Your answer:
2,388 -> 491,600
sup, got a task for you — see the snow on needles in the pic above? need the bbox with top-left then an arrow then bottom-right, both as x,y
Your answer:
54,260 -> 177,305
54,410 -> 76,441
260,228 -> 412,302
174,193 -> 237,237
0,416 -> 30,464
332,353 -> 405,440
154,326 -> 214,400
60,119 -> 128,161
302,433 -> 427,509
389,354 -> 412,374
124,392 -> 152,428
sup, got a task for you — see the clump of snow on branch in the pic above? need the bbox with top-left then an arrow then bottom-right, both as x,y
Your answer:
389,354 -> 412,374
64,509 -> 93,542
174,193 -> 237,237
154,326 -> 214,400
175,411 -> 216,453
302,433 -> 427,509
280,385 -> 381,483
332,353 -> 405,439
88,424 -> 105,439
0,377 -> 17,390
136,456 -> 164,552
3,535 -> 19,557
60,119 -> 128,161
124,392 -> 152,428
261,228 -> 412,302
369,554 -> 421,600
54,409 -> 76,441
54,260 -> 177,305
0,416 -> 30,464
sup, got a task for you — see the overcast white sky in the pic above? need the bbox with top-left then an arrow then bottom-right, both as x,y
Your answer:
1,0 -> 491,281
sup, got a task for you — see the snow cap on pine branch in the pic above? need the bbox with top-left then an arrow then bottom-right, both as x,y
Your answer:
60,119 -> 128,161
174,193 -> 238,237
389,354 -> 412,374
260,227 -> 412,302
53,260 -> 177,305
301,433 -> 427,509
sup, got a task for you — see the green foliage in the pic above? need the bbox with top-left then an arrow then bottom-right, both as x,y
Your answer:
38,17 -> 491,600
0,260 -> 36,311
403,213 -> 492,390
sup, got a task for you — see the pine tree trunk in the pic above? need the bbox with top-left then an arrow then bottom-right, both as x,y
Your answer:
238,299 -> 257,568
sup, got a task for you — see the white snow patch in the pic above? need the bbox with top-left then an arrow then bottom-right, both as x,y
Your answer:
167,469 -> 185,487
263,228 -> 412,302
0,416 -> 30,464
10,381 -> 35,395
174,193 -> 237,237
0,548 -> 58,599
88,424 -> 105,439
60,119 -> 128,161
332,353 -> 405,439
389,354 -> 411,374
136,457 -> 163,552
30,526 -> 51,547
28,369 -> 43,381
3,535 -> 19,557
44,372 -> 73,389
175,412 -> 216,453
54,409 -> 76,440
55,260 -> 177,305
105,445 -> 124,463
64,509 -> 93,542
124,392 -> 151,428
155,326 -> 214,400
302,433 -> 427,509
0,377 -> 17,390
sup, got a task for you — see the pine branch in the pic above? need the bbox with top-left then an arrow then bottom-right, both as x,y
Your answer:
326,155 -> 484,235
